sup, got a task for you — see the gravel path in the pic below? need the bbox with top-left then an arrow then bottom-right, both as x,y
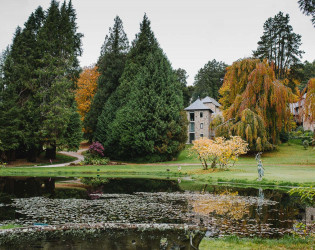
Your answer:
24,149 -> 86,168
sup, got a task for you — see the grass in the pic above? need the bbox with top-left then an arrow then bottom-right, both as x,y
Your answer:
0,224 -> 22,230
199,235 -> 315,250
0,144 -> 314,187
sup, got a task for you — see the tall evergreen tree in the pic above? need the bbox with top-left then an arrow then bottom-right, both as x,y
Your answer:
192,59 -> 227,101
84,16 -> 129,140
96,15 -> 187,161
0,48 -> 22,161
36,0 -> 83,158
174,68 -> 191,107
298,0 -> 315,27
253,12 -> 304,80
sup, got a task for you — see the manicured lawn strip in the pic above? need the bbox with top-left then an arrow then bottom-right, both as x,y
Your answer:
199,236 -> 315,250
0,224 -> 22,230
1,162 -> 314,186
162,143 -> 315,166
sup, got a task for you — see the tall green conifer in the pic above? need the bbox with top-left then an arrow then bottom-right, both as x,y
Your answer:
84,16 -> 129,140
96,15 -> 187,161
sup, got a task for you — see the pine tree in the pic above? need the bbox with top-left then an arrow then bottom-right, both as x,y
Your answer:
253,12 -> 304,80
84,16 -> 129,140
35,0 -> 83,158
96,15 -> 187,161
174,68 -> 191,107
298,0 -> 315,27
192,59 -> 227,101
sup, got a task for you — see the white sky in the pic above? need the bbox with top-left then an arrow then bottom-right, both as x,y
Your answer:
1,0 -> 314,84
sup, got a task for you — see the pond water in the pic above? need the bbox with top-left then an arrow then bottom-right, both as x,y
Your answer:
0,176 -> 314,249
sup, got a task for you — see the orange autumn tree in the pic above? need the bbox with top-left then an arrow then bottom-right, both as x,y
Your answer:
75,65 -> 100,124
219,59 -> 297,146
302,78 -> 315,124
219,58 -> 260,112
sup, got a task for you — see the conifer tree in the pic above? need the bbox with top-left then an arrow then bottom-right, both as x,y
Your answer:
96,15 -> 187,161
84,16 -> 129,140
36,0 -> 83,158
174,68 -> 191,107
253,12 -> 304,80
192,59 -> 227,101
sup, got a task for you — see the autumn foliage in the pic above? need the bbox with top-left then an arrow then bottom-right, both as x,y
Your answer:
302,78 -> 315,124
219,59 -> 297,145
75,65 -> 100,122
190,137 -> 248,170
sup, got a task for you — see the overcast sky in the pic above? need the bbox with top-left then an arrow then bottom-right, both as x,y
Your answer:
1,0 -> 314,84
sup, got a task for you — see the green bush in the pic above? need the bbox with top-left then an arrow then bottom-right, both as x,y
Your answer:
83,152 -> 109,165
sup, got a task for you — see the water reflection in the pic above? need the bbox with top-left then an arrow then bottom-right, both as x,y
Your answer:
0,176 -> 313,247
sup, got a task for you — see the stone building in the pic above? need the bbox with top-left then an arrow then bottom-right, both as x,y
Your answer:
289,93 -> 315,131
184,96 -> 222,143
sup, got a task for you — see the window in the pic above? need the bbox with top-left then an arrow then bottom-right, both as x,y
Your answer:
200,134 -> 203,138
200,123 -> 203,129
189,133 -> 195,143
200,112 -> 203,118
190,112 -> 194,121
189,122 -> 195,132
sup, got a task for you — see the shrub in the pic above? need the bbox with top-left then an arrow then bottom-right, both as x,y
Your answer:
88,141 -> 104,157
190,136 -> 249,170
83,152 -> 109,165
303,140 -> 309,149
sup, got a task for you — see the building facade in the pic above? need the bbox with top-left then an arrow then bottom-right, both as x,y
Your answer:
289,94 -> 315,131
184,97 -> 222,143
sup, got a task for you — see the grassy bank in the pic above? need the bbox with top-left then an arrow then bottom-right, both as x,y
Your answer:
199,235 -> 315,250
0,144 -> 314,187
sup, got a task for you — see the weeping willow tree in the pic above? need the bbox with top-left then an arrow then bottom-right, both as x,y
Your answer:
302,78 -> 315,124
215,109 -> 271,152
219,59 -> 297,148
219,58 -> 260,112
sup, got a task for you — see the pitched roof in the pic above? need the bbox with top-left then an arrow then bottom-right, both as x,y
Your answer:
201,96 -> 221,107
184,99 -> 210,111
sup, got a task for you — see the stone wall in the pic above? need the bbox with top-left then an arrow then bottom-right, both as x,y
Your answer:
186,110 -> 211,143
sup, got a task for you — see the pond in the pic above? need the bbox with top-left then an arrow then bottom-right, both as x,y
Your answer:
0,176 -> 314,249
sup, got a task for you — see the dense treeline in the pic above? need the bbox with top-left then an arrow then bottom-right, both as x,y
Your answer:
86,15 -> 187,161
0,0 -> 82,162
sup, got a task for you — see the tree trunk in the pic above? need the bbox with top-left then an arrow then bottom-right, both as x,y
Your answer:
27,147 -> 37,162
45,144 -> 56,159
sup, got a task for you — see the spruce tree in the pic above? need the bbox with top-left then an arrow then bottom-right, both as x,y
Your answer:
96,15 -> 187,161
84,16 -> 129,141
36,0 -> 83,158
174,68 -> 191,107
192,59 -> 227,101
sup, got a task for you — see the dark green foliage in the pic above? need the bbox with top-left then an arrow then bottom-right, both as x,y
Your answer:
84,16 -> 129,141
253,12 -> 304,80
96,15 -> 187,161
192,59 -> 227,101
174,68 -> 191,107
297,60 -> 315,91
298,0 -> 315,27
1,0 -> 82,161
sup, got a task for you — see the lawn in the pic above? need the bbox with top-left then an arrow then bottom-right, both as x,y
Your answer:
199,236 -> 315,250
0,143 -> 314,187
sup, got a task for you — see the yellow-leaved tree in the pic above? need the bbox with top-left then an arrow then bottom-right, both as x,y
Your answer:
219,59 -> 297,146
75,65 -> 100,124
302,78 -> 315,125
190,137 -> 248,170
